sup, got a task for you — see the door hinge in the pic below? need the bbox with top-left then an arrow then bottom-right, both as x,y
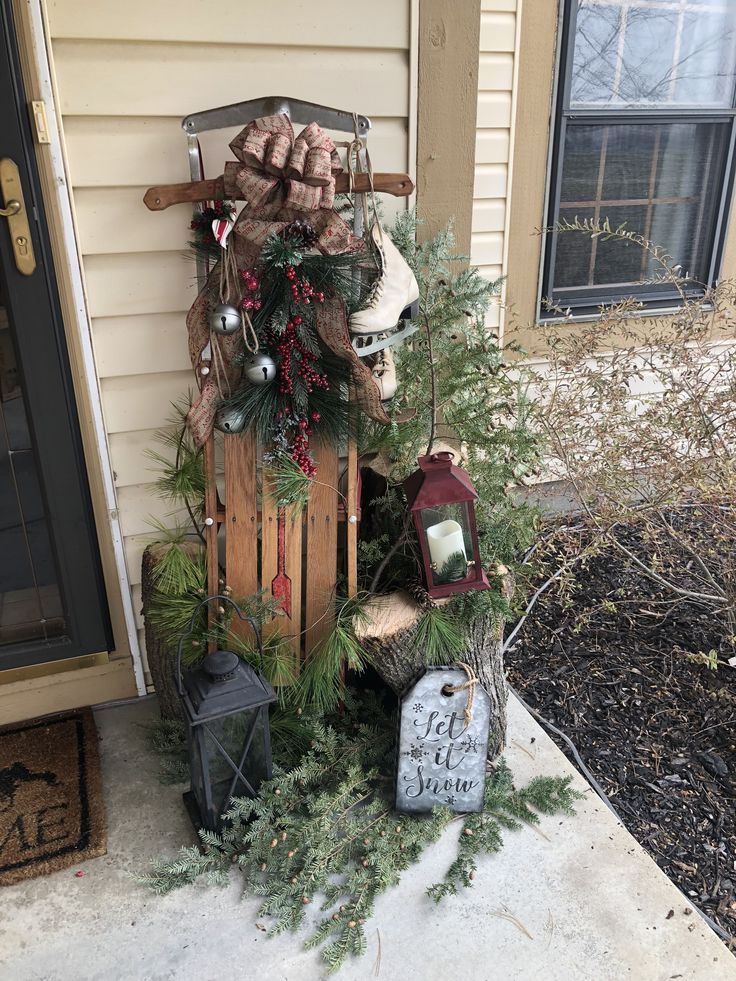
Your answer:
30,100 -> 51,145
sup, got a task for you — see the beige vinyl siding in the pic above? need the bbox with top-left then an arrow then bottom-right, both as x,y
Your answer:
44,0 -> 416,669
471,0 -> 518,332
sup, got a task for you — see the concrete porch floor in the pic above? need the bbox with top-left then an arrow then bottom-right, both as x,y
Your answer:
1,695 -> 734,981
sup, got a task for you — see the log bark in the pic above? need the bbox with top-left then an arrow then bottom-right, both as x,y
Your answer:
141,542 -> 203,722
356,590 -> 507,759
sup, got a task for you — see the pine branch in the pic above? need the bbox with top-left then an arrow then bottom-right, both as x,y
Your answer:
144,706 -> 581,974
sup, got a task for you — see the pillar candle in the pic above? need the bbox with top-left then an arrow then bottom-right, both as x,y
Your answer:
426,519 -> 467,573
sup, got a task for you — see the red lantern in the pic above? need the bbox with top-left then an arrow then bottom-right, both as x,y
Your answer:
403,451 -> 490,599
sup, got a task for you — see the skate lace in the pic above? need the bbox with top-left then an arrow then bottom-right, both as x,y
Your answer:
365,252 -> 385,309
372,353 -> 389,376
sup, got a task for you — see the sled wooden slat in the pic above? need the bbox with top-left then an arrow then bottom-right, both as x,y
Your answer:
203,432 -> 220,651
261,469 -> 303,663
305,440 -> 339,655
224,431 -> 259,637
347,434 -> 358,598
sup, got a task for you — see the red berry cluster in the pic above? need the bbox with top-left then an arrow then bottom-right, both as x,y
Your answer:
274,315 -> 329,397
285,266 -> 325,305
291,428 -> 316,478
240,268 -> 262,312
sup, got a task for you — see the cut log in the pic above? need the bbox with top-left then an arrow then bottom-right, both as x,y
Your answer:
355,589 -> 507,759
141,542 -> 203,721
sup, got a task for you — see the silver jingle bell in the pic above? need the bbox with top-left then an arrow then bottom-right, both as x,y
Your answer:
214,403 -> 248,434
209,303 -> 242,335
244,352 -> 277,386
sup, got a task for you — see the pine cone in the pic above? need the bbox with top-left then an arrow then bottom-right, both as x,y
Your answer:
405,579 -> 437,610
281,220 -> 319,247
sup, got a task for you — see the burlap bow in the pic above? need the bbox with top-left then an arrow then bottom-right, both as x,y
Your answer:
186,114 -> 390,446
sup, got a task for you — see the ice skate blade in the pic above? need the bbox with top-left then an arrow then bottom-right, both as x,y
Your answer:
350,323 -> 419,357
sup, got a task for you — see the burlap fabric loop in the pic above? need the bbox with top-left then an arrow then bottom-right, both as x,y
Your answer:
441,662 -> 478,726
186,113 -> 391,446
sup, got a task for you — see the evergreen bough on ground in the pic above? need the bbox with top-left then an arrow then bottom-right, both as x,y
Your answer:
143,701 -> 582,975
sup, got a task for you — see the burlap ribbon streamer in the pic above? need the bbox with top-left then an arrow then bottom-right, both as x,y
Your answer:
186,113 -> 392,444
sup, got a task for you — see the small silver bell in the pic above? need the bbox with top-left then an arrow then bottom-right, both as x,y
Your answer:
209,303 -> 242,335
214,403 -> 248,434
243,352 -> 277,385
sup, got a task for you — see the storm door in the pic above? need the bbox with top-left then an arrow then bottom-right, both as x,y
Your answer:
0,0 -> 110,669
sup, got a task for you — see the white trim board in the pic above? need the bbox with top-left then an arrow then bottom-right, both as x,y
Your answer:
23,0 -> 146,695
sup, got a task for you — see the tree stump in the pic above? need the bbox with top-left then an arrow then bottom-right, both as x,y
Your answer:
355,590 -> 507,759
141,542 -> 202,721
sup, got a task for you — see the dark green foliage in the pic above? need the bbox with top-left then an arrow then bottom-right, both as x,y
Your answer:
410,605 -> 464,664
142,705 -> 582,974
264,451 -> 313,511
258,234 -> 376,318
146,546 -> 209,665
145,527 -> 204,597
187,201 -> 235,264
433,549 -> 469,585
215,228 -> 375,473
358,213 -> 543,595
222,353 -> 353,449
294,593 -> 374,715
447,582 -> 512,629
145,719 -> 189,784
427,760 -> 581,902
146,401 -> 205,508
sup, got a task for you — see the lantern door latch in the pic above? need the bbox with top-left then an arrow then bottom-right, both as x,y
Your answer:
0,158 -> 36,276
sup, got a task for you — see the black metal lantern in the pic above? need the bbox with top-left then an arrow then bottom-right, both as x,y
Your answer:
403,451 -> 490,600
176,595 -> 276,831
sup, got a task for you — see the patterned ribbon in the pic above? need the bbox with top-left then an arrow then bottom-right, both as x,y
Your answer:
187,113 -> 381,445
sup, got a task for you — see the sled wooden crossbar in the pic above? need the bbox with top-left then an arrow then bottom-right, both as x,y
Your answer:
145,96 -> 409,665
144,172 -> 413,211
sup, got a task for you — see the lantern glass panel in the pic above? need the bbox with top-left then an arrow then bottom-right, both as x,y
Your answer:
201,708 -> 265,816
419,501 -> 474,588
187,726 -> 209,812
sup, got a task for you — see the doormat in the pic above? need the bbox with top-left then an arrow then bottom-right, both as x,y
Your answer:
0,709 -> 106,886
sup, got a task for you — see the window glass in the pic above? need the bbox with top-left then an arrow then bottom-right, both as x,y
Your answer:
544,1 -> 736,312
570,0 -> 736,109
554,121 -> 729,291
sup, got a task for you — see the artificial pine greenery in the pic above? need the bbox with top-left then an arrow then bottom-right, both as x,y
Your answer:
263,451 -> 314,510
146,399 -> 206,538
143,700 -> 582,974
294,593 -> 373,714
223,352 -> 353,453
409,604 -> 464,663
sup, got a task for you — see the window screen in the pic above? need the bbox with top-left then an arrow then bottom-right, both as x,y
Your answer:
543,0 -> 736,316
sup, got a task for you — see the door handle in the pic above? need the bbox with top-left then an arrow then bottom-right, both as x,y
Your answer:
0,158 -> 36,275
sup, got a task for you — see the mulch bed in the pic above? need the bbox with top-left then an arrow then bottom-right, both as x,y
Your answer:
506,524 -> 736,937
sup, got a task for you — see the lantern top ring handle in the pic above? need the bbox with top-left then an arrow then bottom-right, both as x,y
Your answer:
175,593 -> 263,696
430,450 -> 454,463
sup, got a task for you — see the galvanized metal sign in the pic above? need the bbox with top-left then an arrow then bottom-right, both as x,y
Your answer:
395,666 -> 490,814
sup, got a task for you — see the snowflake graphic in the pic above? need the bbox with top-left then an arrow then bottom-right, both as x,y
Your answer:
461,736 -> 479,753
412,702 -> 424,713
403,743 -> 426,763
445,795 -> 456,805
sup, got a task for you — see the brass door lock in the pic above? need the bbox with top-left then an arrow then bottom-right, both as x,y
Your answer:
0,158 -> 36,275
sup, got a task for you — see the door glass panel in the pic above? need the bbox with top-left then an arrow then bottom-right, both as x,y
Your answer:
570,0 -> 736,109
0,283 -> 65,647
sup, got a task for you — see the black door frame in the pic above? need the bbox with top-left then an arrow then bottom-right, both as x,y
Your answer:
0,0 -> 112,670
